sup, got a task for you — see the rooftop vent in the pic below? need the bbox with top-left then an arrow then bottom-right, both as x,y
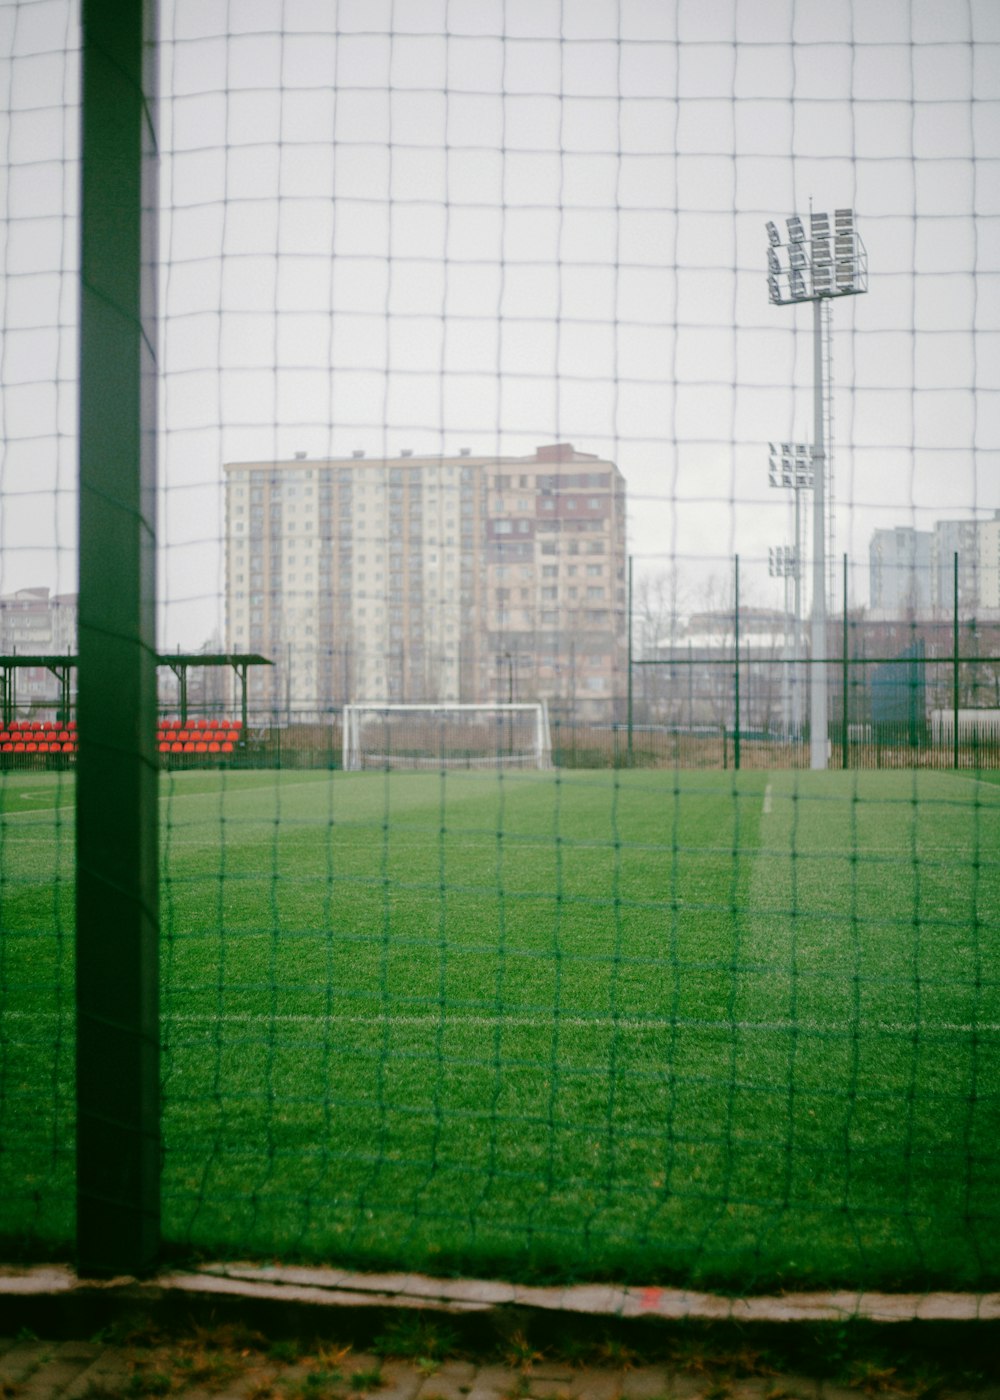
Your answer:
352,449 -> 365,458
401,448 -> 413,458
459,447 -> 471,456
294,451 -> 307,460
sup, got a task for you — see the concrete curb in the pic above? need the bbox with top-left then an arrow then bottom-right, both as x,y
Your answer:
2,1263 -> 999,1332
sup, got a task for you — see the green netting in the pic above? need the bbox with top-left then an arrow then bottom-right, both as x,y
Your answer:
1,0 -> 998,1290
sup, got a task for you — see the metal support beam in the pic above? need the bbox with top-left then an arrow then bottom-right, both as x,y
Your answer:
75,0 -> 160,1278
167,660 -> 189,725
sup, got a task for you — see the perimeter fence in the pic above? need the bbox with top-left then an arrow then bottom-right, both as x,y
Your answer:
0,0 -> 997,1296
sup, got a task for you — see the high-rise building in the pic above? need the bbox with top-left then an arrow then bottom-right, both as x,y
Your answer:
979,512 -> 1000,612
931,518 -> 981,614
869,527 -> 932,615
225,443 -> 627,722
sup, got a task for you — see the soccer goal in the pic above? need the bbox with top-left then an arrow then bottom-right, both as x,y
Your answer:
342,703 -> 552,771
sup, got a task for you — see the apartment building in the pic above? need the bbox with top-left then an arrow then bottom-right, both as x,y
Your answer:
225,443 -> 627,722
868,513 -> 1000,618
869,527 -> 933,615
0,587 -> 77,714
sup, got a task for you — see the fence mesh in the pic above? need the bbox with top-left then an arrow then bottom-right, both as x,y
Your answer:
1,0 -> 998,1289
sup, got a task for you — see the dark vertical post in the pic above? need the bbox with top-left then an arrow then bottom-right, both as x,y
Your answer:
76,0 -> 160,1277
626,554 -> 634,766
728,551 -> 733,772
953,551 -> 960,770
842,553 -> 849,769
239,662 -> 249,739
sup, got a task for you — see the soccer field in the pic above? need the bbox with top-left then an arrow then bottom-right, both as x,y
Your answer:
1,766 -> 998,1289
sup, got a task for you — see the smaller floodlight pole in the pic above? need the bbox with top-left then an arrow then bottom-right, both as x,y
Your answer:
811,295 -> 827,770
769,545 -> 796,736
765,209 -> 867,770
768,443 -> 811,738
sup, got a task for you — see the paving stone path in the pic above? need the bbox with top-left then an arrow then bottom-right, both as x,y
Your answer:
1,1335 -> 997,1400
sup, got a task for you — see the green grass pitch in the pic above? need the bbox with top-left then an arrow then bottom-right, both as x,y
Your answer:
1,766 -> 997,1290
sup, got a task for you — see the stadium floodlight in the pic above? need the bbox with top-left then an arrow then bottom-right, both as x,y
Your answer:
764,208 -> 870,769
769,441 -> 813,490
768,545 -> 797,578
765,207 -> 867,308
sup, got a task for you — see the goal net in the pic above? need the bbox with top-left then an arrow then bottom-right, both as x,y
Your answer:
342,703 -> 551,772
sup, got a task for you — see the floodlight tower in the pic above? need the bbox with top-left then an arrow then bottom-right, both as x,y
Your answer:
766,209 -> 868,769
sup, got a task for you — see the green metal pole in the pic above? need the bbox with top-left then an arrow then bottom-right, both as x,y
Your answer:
842,553 -> 849,769
76,0 -> 160,1277
953,551 -> 960,770
728,551 -> 733,772
627,554 -> 634,767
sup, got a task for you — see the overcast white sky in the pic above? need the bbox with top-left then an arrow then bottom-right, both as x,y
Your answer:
0,0 -> 998,645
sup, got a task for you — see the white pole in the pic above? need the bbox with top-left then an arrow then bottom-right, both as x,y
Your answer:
794,483 -> 802,738
810,298 -> 828,770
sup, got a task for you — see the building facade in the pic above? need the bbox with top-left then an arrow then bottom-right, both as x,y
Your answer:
869,514 -> 1000,618
869,527 -> 932,615
225,443 -> 627,722
0,587 -> 77,715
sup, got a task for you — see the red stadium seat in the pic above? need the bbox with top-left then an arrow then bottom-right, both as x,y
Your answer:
38,742 -> 50,752
14,743 -> 25,752
171,741 -> 183,753
221,741 -> 233,753
63,742 -> 75,754
183,741 -> 195,752
25,742 -> 37,752
49,742 -> 62,753
225,729 -> 239,742
1,743 -> 11,753
158,742 -> 170,753
208,741 -> 220,752
195,741 -> 208,753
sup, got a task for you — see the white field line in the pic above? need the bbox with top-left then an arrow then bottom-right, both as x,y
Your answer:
0,777 -> 339,822
5,1009 -> 998,1035
763,782 -> 773,814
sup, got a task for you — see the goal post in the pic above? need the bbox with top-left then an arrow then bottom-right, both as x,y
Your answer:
342,702 -> 552,772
